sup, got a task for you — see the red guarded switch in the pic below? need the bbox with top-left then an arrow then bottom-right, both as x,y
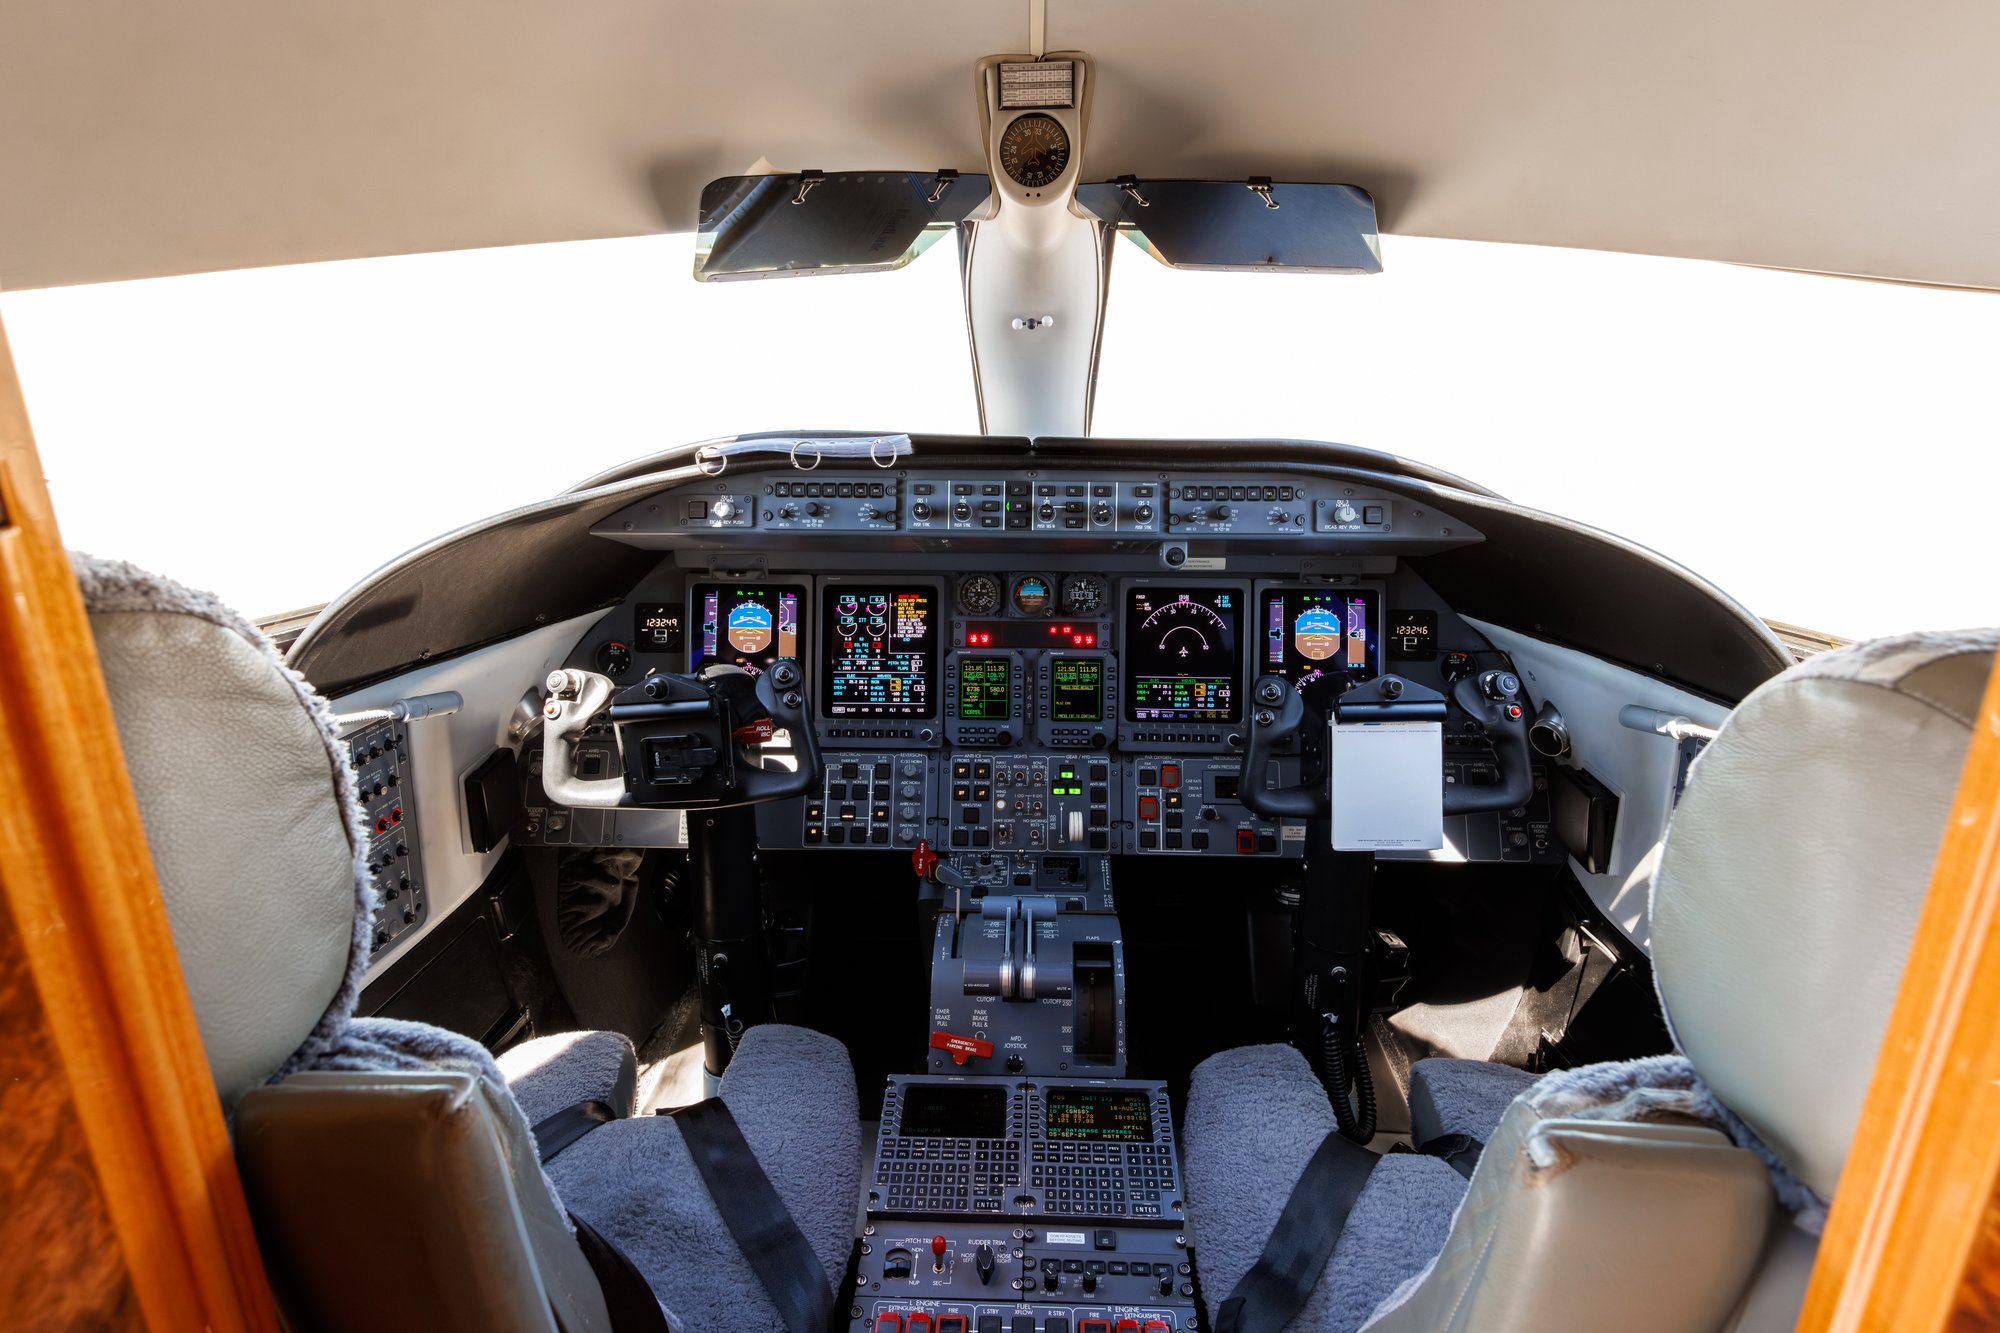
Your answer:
906,1314 -> 933,1333
1079,1321 -> 1113,1333
936,1317 -> 969,1333
876,1317 -> 904,1333
1117,1320 -> 1142,1332
1160,763 -> 1180,789
1237,828 -> 1257,854
1138,795 -> 1160,820
1145,1322 -> 1171,1332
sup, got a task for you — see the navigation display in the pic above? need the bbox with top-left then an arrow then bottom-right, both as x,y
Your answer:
1124,586 -> 1243,723
1049,656 -> 1105,722
820,585 -> 939,717
956,656 -> 1012,721
1043,1087 -> 1154,1143
1263,588 -> 1380,702
690,583 -> 800,676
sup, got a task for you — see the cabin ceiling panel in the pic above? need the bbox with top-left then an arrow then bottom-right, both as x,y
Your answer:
2,0 -> 1996,290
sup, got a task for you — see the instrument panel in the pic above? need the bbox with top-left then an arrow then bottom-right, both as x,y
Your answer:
549,466 -> 1553,865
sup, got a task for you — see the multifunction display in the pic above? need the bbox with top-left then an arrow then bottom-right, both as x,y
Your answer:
1263,587 -> 1380,701
689,583 -> 799,676
1043,1087 -> 1155,1142
821,585 -> 939,717
1049,656 -> 1105,722
1124,586 -> 1243,723
899,1084 -> 1008,1140
956,656 -> 1013,722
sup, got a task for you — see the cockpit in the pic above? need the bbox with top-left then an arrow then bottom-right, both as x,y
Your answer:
3,4 -> 1997,1332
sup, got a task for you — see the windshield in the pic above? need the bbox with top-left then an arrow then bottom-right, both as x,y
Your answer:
4,231 -> 1995,636
1097,235 -> 1999,639
0,236 -> 978,617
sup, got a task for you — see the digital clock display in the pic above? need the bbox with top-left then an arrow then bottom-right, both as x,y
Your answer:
1386,609 -> 1438,661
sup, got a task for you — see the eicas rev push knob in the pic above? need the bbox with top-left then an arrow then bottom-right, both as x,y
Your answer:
711,498 -> 737,521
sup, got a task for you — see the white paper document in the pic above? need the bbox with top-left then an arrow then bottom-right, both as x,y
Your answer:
1330,720 -> 1444,851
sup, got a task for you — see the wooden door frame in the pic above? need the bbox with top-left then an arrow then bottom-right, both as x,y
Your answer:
0,317 -> 278,1330
1798,649 -> 2000,1329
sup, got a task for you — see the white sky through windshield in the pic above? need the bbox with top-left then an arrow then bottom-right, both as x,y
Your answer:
4,232 -> 1995,637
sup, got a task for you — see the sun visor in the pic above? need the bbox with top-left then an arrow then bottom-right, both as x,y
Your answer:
693,170 -> 995,281
1074,179 -> 1382,274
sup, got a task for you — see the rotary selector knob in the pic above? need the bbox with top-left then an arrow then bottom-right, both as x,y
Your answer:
1134,503 -> 1155,522
953,500 -> 972,521
779,504 -> 800,520
1481,670 -> 1523,701
804,501 -> 826,518
1038,502 -> 1056,522
856,504 -> 877,522
711,498 -> 738,521
1092,501 -> 1112,523
1211,504 -> 1234,521
1333,501 -> 1360,524
912,500 -> 933,521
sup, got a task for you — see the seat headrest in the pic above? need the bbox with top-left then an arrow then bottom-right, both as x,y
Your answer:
1653,628 -> 1996,1201
77,555 -> 372,1113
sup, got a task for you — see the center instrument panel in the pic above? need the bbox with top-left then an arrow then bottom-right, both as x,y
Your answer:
531,466 -> 1558,867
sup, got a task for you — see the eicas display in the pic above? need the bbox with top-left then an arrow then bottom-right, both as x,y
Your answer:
1124,586 -> 1243,723
821,586 -> 939,717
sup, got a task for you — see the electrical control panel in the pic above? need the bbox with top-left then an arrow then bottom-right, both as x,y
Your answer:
346,719 -> 428,955
806,753 -> 934,849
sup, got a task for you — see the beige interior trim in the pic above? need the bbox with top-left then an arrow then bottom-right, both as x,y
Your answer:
3,0 -> 1997,292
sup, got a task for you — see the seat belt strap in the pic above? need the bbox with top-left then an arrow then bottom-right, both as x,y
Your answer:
1215,1129 -> 1379,1333
674,1096 -> 834,1333
1420,1131 -> 1485,1180
570,1212 -> 675,1333
533,1098 -> 618,1163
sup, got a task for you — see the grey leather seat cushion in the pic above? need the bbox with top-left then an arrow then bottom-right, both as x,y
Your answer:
546,1024 -> 859,1329
1408,1058 -> 1539,1148
1186,1043 -> 1469,1332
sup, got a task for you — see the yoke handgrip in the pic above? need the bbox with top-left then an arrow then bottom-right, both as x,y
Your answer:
1239,675 -> 1323,818
1442,673 -> 1536,816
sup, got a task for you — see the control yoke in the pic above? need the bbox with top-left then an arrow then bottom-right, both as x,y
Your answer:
540,658 -> 822,810
1239,669 -> 1535,818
